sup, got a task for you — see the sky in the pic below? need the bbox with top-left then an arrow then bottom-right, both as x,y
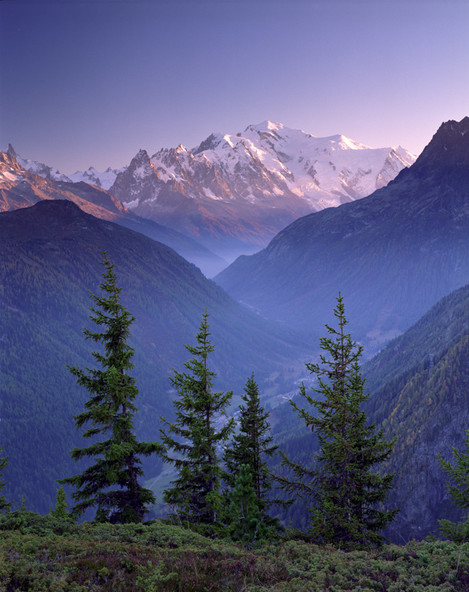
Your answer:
1,0 -> 468,174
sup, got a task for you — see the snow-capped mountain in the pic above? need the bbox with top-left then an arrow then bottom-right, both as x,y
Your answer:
216,117 -> 469,351
187,121 -> 415,206
6,144 -> 70,183
68,166 -> 125,190
6,145 -> 123,190
0,149 -> 127,219
110,121 -> 415,257
4,122 -> 415,260
0,150 -> 225,276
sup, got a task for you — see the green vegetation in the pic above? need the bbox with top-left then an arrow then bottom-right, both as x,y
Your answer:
227,463 -> 273,547
224,374 -> 279,523
0,447 -> 11,513
0,513 -> 468,591
61,253 -> 159,522
439,428 -> 469,541
3,273 -> 469,588
4,199 -> 469,557
159,312 -> 234,526
366,333 -> 469,539
280,295 -> 396,548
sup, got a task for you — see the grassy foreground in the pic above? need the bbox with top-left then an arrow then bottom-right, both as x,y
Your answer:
1,513 -> 469,591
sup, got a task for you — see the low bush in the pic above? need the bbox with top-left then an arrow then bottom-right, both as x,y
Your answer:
1,515 -> 469,591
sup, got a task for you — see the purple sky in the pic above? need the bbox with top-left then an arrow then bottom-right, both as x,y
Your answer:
1,0 -> 468,173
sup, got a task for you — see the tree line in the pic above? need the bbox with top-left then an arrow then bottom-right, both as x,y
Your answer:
1,252 -> 468,549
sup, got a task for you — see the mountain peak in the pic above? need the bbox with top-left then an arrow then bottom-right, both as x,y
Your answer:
134,148 -> 150,161
439,116 -> 469,135
246,120 -> 285,134
322,134 -> 371,151
0,149 -> 23,173
430,117 -> 469,146
412,116 -> 469,173
126,149 -> 153,171
7,144 -> 17,157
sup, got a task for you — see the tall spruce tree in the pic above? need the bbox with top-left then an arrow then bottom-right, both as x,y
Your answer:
224,374 -> 278,518
61,252 -> 159,523
280,294 -> 396,548
159,312 -> 234,525
0,447 -> 11,513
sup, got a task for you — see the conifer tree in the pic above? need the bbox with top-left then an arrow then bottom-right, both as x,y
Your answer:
50,486 -> 69,520
159,312 -> 234,525
61,252 -> 159,523
0,447 -> 11,513
438,429 -> 469,540
280,294 -> 396,548
227,464 -> 268,546
439,429 -> 469,512
224,374 -> 277,518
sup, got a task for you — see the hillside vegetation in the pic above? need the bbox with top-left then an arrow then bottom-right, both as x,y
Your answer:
1,513 -> 469,591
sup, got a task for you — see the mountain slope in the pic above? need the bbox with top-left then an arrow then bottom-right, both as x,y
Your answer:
110,121 -> 415,258
216,117 -> 469,353
362,283 -> 469,540
0,150 -> 126,220
0,200 -> 304,513
266,282 -> 469,541
0,150 -> 225,276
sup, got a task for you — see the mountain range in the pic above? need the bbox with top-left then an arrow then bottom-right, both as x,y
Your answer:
6,144 -> 123,189
5,121 -> 415,262
110,121 -> 415,258
217,117 -> 469,354
0,150 -> 226,276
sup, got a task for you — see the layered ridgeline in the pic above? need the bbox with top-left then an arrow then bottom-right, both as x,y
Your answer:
0,150 -> 225,276
6,122 -> 415,262
217,117 -> 469,354
0,200 -> 304,514
110,121 -> 414,258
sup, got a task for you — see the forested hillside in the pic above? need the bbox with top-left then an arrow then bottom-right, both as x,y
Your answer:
0,200 -> 304,513
364,286 -> 469,540
268,283 -> 469,541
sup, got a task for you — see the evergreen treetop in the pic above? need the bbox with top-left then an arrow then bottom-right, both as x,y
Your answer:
61,251 -> 159,523
280,294 -> 397,548
224,373 -> 278,517
159,311 -> 234,525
